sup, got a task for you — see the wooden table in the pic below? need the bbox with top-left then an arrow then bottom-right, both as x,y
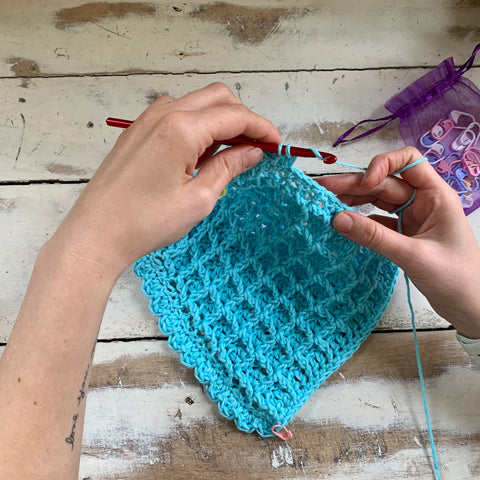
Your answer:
1,1 -> 480,478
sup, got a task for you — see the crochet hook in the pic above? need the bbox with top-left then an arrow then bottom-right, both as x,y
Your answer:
105,117 -> 338,164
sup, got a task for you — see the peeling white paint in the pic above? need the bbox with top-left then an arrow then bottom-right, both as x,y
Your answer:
80,385 -> 220,477
298,366 -> 480,434
79,360 -> 480,478
92,340 -> 177,365
271,444 -> 294,469
320,446 -> 479,480
83,385 -> 219,443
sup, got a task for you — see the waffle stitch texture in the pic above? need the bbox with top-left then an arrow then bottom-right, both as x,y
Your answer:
134,153 -> 399,437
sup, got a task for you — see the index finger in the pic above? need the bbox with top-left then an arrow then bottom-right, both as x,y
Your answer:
192,103 -> 282,147
151,82 -> 243,114
134,83 -> 247,134
362,146 -> 446,191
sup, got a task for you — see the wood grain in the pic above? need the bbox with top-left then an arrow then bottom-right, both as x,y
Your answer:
2,68 -> 480,183
75,332 -> 480,479
2,2 -> 480,479
2,333 -> 477,478
2,0 -> 480,76
87,330 -> 474,387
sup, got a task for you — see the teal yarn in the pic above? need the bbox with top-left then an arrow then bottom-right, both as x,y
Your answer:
398,200 -> 441,480
134,153 -> 399,437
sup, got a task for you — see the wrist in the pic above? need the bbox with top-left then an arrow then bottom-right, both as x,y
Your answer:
442,305 -> 480,340
428,280 -> 480,340
48,186 -> 137,278
42,230 -> 123,290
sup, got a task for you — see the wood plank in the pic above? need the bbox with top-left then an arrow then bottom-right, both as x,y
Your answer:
3,4 -> 479,480
1,182 -> 479,341
0,183 -> 158,343
1,324 -> 477,477
1,0 -> 480,76
3,68 -> 480,182
5,182 -> 480,342
67,332 -> 480,478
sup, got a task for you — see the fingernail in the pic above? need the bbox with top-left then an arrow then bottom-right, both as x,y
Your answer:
333,211 -> 353,233
244,147 -> 264,169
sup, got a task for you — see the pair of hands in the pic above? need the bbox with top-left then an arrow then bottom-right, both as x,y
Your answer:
53,83 -> 480,338
5,82 -> 477,480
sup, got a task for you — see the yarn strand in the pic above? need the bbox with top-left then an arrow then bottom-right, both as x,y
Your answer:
279,142 -> 428,176
402,265 -> 442,480
389,158 -> 441,479
398,204 -> 441,480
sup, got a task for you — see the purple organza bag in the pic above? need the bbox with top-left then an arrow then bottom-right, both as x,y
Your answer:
335,44 -> 480,215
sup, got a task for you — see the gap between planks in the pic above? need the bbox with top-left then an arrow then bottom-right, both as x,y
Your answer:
0,65 -> 467,81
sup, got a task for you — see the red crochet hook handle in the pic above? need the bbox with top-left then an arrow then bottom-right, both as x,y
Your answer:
105,117 -> 337,164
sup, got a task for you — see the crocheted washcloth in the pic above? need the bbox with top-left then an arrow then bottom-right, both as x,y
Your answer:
134,153 -> 399,437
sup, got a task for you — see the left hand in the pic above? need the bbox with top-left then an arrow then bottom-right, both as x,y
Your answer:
316,147 -> 480,339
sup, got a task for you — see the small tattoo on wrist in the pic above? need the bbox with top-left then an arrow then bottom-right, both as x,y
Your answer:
65,413 -> 79,450
77,364 -> 90,406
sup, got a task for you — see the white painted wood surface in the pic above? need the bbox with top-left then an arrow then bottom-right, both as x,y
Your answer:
75,335 -> 480,478
1,1 -> 480,478
3,69 -> 480,182
1,0 -> 480,76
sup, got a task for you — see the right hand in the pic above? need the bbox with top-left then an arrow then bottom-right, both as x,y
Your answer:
49,83 -> 281,279
317,147 -> 480,339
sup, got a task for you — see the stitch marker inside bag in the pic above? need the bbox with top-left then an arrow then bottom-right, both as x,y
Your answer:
334,43 -> 480,215
419,111 -> 480,209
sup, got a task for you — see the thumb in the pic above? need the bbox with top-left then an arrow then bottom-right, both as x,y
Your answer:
332,210 -> 413,268
193,145 -> 264,199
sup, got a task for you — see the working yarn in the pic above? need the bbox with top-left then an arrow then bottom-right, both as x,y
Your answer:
134,153 -> 399,437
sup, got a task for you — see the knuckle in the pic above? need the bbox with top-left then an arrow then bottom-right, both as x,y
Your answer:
135,95 -> 175,128
158,111 -> 190,136
195,185 -> 217,214
438,184 -> 462,209
137,107 -> 162,129
154,93 -> 174,104
207,82 -> 241,103
228,103 -> 250,117
402,145 -> 422,160
140,110 -> 193,149
363,221 -> 384,250
134,109 -> 155,129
